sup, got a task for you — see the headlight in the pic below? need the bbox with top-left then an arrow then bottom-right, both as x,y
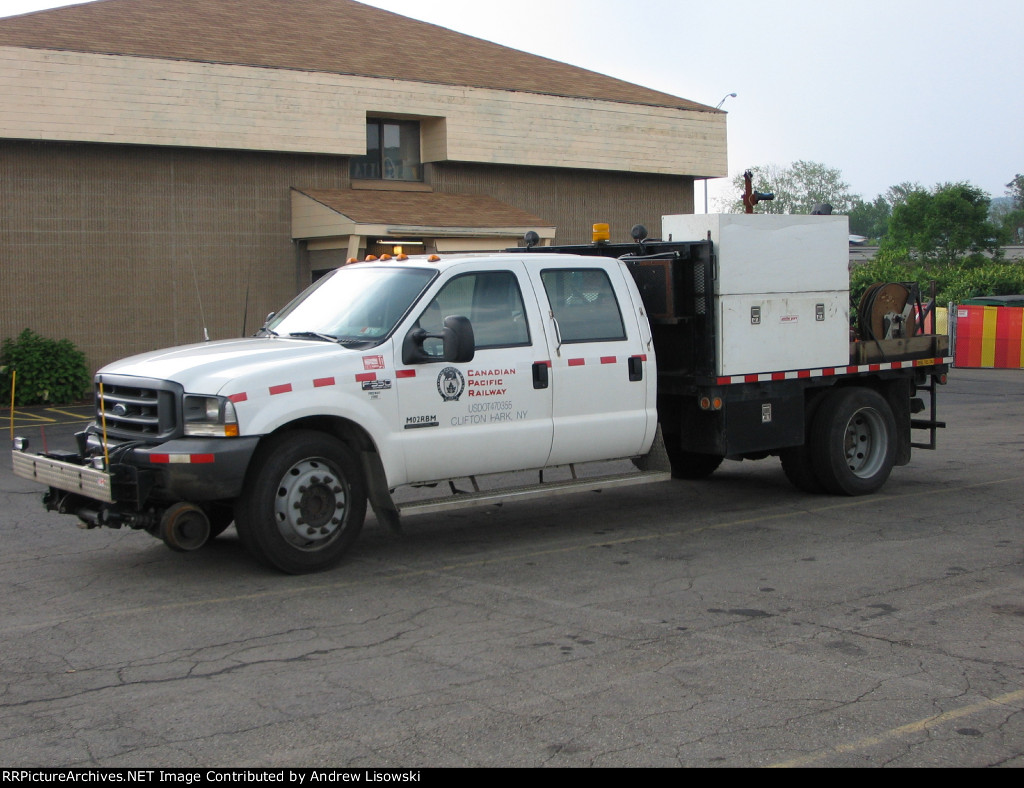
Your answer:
183,395 -> 239,437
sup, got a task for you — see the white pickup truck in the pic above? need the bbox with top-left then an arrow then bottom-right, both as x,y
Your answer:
12,214 -> 951,573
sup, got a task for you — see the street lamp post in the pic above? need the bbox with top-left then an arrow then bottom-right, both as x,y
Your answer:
704,92 -> 736,213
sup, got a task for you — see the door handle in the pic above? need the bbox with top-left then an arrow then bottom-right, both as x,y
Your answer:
628,355 -> 644,382
532,361 -> 550,389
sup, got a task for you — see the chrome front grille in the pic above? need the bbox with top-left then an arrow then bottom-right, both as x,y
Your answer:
94,375 -> 181,441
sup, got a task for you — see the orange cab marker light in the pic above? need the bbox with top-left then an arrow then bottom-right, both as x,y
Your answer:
346,257 -> 359,264
379,253 -> 392,261
364,255 -> 378,262
396,253 -> 409,261
427,254 -> 441,263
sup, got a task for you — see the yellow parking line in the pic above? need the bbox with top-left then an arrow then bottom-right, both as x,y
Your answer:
44,407 -> 93,419
8,411 -> 58,424
768,688 -> 1024,767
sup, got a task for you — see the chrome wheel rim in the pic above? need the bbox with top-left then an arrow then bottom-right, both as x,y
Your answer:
844,408 -> 886,478
274,457 -> 348,550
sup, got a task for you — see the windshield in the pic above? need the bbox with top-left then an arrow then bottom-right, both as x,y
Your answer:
267,265 -> 436,345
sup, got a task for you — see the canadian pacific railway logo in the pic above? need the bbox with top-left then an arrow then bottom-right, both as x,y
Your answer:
437,367 -> 465,402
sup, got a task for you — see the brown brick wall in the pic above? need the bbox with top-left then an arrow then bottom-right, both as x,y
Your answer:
1,141 -> 694,374
427,162 -> 695,245
1,140 -> 349,372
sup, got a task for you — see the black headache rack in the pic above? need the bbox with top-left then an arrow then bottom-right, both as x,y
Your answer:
510,238 -> 717,378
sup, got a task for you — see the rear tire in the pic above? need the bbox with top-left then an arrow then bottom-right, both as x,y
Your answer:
810,387 -> 896,496
236,430 -> 367,574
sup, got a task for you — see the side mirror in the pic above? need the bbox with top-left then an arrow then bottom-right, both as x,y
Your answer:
402,315 -> 475,365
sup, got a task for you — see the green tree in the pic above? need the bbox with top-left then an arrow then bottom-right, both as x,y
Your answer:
1006,173 -> 1024,208
998,173 -> 1024,244
848,195 -> 890,240
725,161 -> 859,215
880,182 -> 1000,266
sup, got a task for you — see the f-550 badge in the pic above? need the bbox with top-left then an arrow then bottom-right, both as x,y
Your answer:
437,367 -> 465,402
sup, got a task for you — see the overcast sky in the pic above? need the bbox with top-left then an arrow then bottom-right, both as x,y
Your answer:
4,0 -> 1022,210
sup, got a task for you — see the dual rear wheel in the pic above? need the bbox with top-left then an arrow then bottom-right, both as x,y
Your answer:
783,387 -> 896,496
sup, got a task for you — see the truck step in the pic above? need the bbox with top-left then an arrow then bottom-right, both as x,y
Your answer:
396,469 -> 671,518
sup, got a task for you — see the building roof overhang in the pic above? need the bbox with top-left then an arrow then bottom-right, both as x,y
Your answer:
291,188 -> 556,244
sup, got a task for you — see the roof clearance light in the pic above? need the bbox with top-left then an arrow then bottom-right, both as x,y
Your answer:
396,253 -> 409,261
427,254 -> 441,263
364,254 -> 378,262
346,257 -> 358,264
379,253 -> 392,261
592,223 -> 611,243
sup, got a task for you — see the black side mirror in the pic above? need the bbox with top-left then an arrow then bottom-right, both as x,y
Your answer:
402,315 -> 475,365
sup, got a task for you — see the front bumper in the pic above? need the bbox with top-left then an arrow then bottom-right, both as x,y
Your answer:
12,435 -> 260,507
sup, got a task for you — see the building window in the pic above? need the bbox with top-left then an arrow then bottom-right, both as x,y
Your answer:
350,119 -> 422,181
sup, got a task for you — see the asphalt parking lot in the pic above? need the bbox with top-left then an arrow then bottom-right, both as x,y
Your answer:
1,368 -> 1022,768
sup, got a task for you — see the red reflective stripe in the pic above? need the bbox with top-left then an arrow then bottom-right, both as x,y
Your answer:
632,354 -> 648,362
269,383 -> 292,395
797,370 -> 811,378
313,377 -> 335,388
150,454 -> 169,464
568,358 -> 585,366
396,369 -> 416,378
771,372 -> 786,381
538,360 -> 552,368
600,356 -> 617,364
228,392 -> 247,403
744,374 -> 759,383
191,454 -> 215,464
355,372 -> 376,382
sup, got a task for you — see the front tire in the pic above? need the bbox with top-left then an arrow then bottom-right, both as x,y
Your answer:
810,388 -> 896,496
236,430 -> 367,574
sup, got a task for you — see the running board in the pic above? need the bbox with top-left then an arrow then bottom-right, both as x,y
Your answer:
397,469 -> 671,518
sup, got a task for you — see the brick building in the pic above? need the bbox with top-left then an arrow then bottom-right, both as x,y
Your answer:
0,0 -> 726,370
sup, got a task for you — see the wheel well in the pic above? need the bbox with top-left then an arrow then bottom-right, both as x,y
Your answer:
260,416 -> 399,531
268,415 -> 376,454
807,377 -> 911,465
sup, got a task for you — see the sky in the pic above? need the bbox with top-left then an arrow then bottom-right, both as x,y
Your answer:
3,0 -> 1022,210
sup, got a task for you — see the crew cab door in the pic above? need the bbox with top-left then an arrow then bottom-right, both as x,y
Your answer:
393,262 -> 554,484
525,260 -> 655,465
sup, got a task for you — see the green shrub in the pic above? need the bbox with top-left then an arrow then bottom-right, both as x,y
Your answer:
0,329 -> 92,406
850,254 -> 1024,326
